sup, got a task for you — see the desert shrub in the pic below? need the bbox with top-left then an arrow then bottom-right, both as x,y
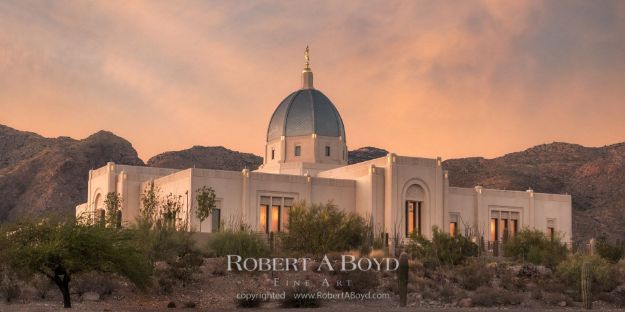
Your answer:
438,283 -> 457,303
73,272 -> 118,296
471,286 -> 523,306
504,229 -> 568,269
282,285 -> 320,308
334,270 -> 379,293
31,275 -> 52,299
556,253 -> 619,293
157,275 -> 175,295
183,301 -> 197,308
283,202 -> 367,255
136,226 -> 205,289
236,292 -> 265,308
454,260 -> 493,290
408,227 -> 478,266
207,229 -> 270,258
0,269 -> 21,303
596,236 -> 624,264
541,292 -> 571,306
162,252 -> 204,288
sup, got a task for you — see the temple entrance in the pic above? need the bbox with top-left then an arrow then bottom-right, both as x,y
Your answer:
405,200 -> 421,236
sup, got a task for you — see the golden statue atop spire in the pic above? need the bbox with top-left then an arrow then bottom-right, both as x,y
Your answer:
302,45 -> 314,89
304,45 -> 310,69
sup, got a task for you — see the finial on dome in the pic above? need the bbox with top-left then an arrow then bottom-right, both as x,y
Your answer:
304,45 -> 310,69
302,45 -> 314,89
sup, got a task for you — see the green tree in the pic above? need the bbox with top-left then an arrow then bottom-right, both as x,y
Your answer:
104,192 -> 122,228
595,235 -> 624,263
161,193 -> 183,230
140,181 -> 160,227
195,186 -> 217,232
503,229 -> 568,269
0,220 -> 152,308
408,227 -> 478,265
283,201 -> 366,255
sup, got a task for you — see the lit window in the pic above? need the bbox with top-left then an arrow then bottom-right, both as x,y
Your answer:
490,218 -> 498,241
271,205 -> 280,232
259,204 -> 268,233
283,205 -> 291,232
449,222 -> 458,237
259,196 -> 294,233
295,145 -> 301,156
271,148 -> 275,160
325,146 -> 331,157
405,201 -> 420,236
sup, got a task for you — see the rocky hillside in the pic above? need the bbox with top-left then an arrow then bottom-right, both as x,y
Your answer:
443,142 -> 625,243
1,123 -> 624,242
0,125 -> 143,221
348,146 -> 389,164
147,146 -> 263,171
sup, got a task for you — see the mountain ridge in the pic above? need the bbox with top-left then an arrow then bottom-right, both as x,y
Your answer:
1,123 -> 623,242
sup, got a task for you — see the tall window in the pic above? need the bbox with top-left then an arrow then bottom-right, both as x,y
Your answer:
490,210 -> 520,241
211,208 -> 221,232
449,213 -> 459,237
259,204 -> 268,233
547,219 -> 556,240
294,145 -> 301,156
116,210 -> 122,228
325,146 -> 331,157
490,218 -> 498,241
405,201 -> 420,236
271,148 -> 275,160
259,196 -> 294,233
283,198 -> 293,232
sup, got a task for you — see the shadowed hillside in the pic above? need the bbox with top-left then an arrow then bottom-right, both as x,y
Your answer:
147,146 -> 263,171
1,124 -> 623,242
443,142 -> 625,243
0,125 -> 143,220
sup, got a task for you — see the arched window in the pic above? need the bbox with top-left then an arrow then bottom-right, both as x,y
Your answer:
404,184 -> 425,237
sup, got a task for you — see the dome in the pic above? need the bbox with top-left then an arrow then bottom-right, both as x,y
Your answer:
267,88 -> 346,142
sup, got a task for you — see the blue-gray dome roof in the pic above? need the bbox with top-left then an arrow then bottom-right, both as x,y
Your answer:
267,89 -> 346,142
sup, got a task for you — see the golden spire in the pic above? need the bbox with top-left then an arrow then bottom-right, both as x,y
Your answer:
304,45 -> 310,70
302,45 -> 314,89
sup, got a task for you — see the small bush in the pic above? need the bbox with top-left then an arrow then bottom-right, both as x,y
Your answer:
334,270 -> 379,293
207,229 -> 270,258
470,286 -> 522,306
556,254 -> 619,293
596,236 -> 624,264
167,301 -> 176,308
282,285 -> 320,308
0,269 -> 21,303
542,292 -> 571,306
31,275 -> 52,299
504,229 -> 568,269
282,202 -> 367,255
408,227 -> 478,266
163,252 -> 204,287
453,260 -> 493,290
73,272 -> 118,296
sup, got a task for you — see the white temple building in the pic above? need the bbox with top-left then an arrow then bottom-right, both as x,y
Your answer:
76,49 -> 572,244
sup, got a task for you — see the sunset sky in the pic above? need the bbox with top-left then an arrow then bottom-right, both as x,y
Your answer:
1,1 -> 624,161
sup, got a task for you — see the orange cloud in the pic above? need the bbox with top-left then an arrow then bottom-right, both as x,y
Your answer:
0,0 -> 624,161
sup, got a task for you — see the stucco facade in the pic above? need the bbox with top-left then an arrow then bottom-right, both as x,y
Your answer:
76,52 -> 573,244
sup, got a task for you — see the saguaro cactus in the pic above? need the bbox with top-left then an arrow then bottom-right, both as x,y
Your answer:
398,252 -> 408,307
581,261 -> 592,309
